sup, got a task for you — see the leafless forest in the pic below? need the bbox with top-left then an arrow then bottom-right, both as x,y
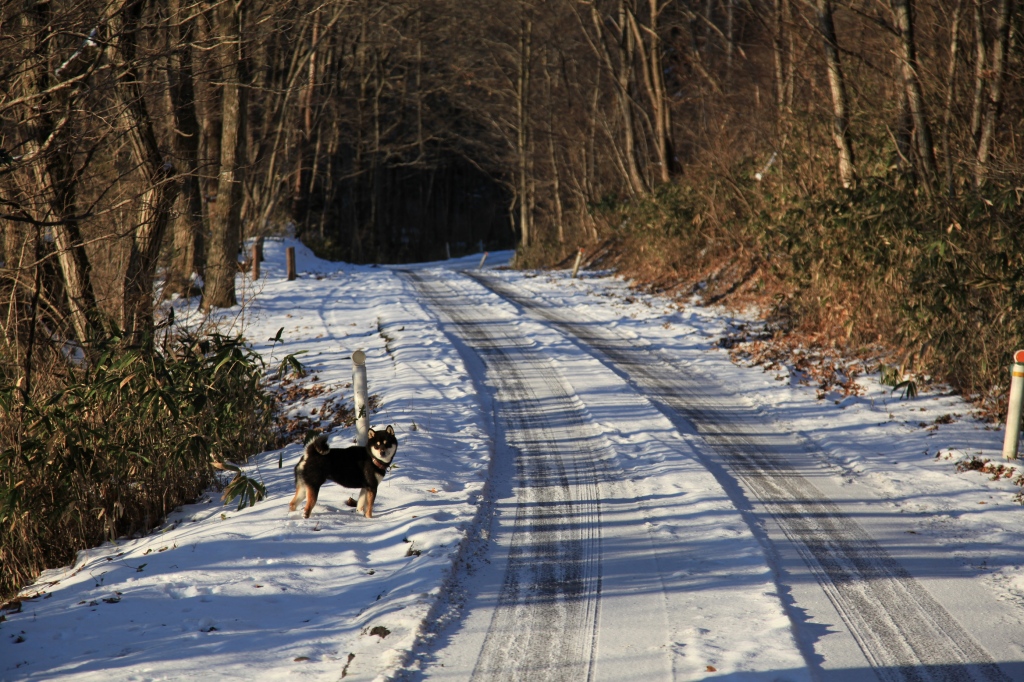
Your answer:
2,0 -> 1022,358
0,0 -> 1022,600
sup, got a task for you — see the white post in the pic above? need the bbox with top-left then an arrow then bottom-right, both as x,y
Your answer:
754,151 -> 778,182
571,247 -> 585,278
445,242 -> 451,260
478,251 -> 489,270
1003,350 -> 1024,460
352,349 -> 369,447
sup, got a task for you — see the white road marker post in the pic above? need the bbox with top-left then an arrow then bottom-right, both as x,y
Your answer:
352,349 -> 369,447
1002,350 -> 1024,460
754,151 -> 778,181
571,247 -> 585,278
478,251 -> 489,270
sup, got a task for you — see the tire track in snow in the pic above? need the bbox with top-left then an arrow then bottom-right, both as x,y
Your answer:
471,272 -> 1012,682
406,270 -> 603,681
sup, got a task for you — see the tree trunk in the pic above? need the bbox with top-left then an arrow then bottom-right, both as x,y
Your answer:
116,0 -> 180,342
892,0 -> 938,191
616,0 -> 648,193
970,0 -> 987,143
941,0 -> 964,196
517,11 -> 533,247
197,7 -> 222,262
585,1 -> 649,196
725,0 -> 735,70
166,0 -> 204,298
784,0 -> 796,109
544,55 -> 565,244
628,0 -> 674,184
204,0 -> 248,311
18,0 -> 100,347
975,0 -> 1013,185
895,83 -> 914,173
815,0 -> 857,186
772,0 -> 786,112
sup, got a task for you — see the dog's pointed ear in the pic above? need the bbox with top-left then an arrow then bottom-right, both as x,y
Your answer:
367,429 -> 376,439
385,425 -> 394,435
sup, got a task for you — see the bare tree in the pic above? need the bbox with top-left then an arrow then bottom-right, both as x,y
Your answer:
940,0 -> 965,195
3,0 -> 105,348
627,0 -> 676,184
974,0 -> 1013,185
814,0 -> 857,186
891,0 -> 939,190
516,7 -> 535,247
585,0 -> 649,195
165,0 -> 205,298
114,0 -> 180,341
204,0 -> 248,310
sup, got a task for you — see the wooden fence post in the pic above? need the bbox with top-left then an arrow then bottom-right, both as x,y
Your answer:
571,247 -> 585,278
251,243 -> 260,279
286,246 -> 296,281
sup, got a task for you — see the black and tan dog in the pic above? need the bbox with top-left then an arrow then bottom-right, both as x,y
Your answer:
289,426 -> 398,518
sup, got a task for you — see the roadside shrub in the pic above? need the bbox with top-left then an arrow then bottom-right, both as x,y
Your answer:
0,327 -> 276,600
761,178 -> 1024,407
588,163 -> 1024,418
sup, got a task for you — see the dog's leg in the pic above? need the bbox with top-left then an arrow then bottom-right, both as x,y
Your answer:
303,485 -> 320,518
363,488 -> 376,518
356,488 -> 367,513
289,479 -> 305,512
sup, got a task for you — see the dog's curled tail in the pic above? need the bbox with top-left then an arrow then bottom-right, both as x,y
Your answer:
306,433 -> 330,456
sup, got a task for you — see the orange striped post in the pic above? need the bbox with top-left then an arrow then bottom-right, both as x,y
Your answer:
1002,350 -> 1024,460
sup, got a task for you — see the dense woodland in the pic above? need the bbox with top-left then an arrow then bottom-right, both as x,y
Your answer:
1,0 -> 1022,353
0,0 -> 1022,597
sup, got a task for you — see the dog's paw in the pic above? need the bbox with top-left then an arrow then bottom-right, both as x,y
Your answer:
344,497 -> 357,507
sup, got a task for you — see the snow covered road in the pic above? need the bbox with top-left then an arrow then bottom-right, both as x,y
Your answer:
405,270 -> 669,681
6,242 -> 1024,682
400,269 -> 805,681
465,272 -> 1024,682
